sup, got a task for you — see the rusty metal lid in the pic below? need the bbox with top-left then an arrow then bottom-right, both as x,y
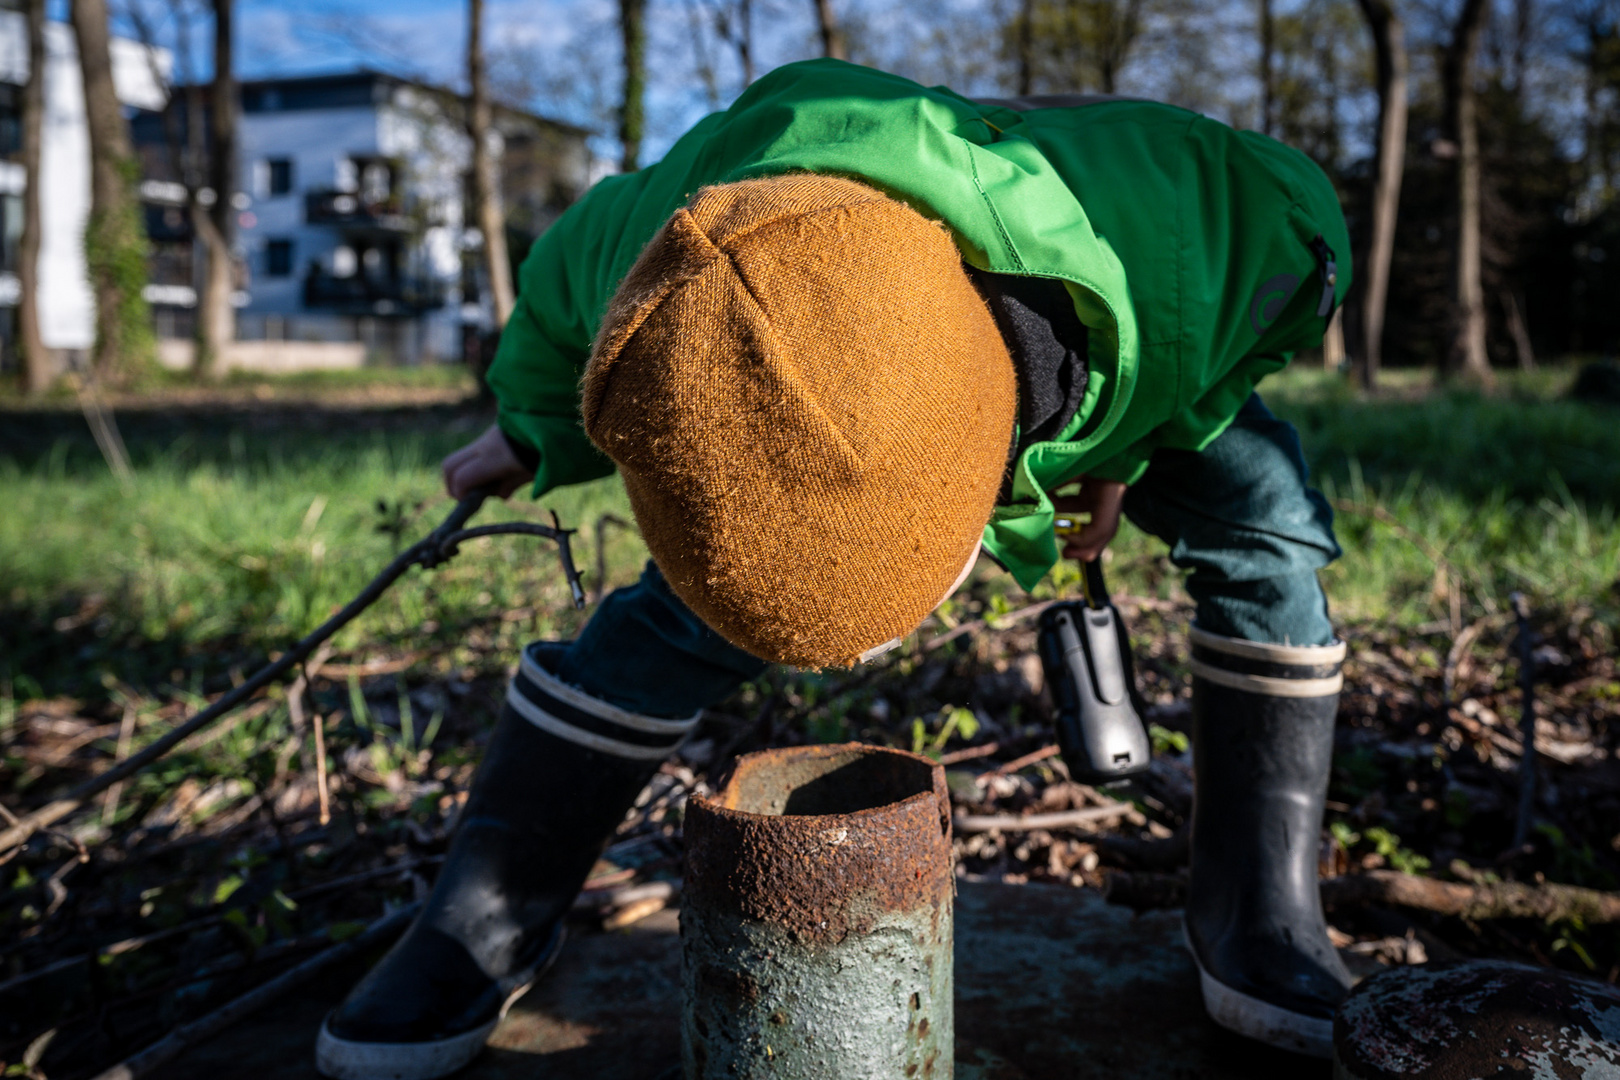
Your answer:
1333,959 -> 1620,1079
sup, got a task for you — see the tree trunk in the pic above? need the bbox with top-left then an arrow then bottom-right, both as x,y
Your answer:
737,0 -> 754,86
1504,290 -> 1535,369
619,0 -> 646,172
194,0 -> 237,377
1354,0 -> 1408,391
1016,0 -> 1035,95
813,0 -> 846,60
1323,309 -> 1346,370
72,0 -> 153,382
1442,0 -> 1493,386
468,0 -> 514,326
1258,0 -> 1276,136
1098,0 -> 1143,95
18,0 -> 50,393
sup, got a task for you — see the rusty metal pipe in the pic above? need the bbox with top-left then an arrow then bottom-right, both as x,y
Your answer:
681,743 -> 954,1079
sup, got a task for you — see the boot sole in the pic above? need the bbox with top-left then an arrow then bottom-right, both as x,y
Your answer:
1182,921 -> 1334,1059
315,925 -> 566,1080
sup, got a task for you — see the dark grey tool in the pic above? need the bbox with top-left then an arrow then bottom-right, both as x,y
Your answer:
1037,560 -> 1152,784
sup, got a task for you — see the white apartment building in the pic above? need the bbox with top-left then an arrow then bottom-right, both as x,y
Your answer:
0,12 -> 592,374
134,71 -> 594,366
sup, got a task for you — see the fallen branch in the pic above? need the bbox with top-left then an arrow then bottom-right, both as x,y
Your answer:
90,902 -> 420,1080
924,600 -> 1055,653
0,492 -> 585,856
988,743 -> 1061,777
953,802 -> 1139,834
936,741 -> 1001,766
1321,870 -> 1620,924
1509,592 -> 1538,850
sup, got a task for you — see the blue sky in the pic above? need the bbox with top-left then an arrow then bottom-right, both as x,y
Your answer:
104,0 -> 840,158
92,0 -> 1426,166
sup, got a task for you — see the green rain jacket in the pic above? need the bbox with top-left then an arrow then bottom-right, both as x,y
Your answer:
486,59 -> 1351,592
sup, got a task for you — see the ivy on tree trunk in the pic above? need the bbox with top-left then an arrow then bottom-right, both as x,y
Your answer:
73,0 -> 154,384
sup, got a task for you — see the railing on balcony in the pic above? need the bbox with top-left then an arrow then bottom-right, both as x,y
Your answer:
305,190 -> 410,232
303,269 -> 446,315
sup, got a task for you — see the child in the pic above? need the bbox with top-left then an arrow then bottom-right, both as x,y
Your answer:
316,59 -> 1353,1079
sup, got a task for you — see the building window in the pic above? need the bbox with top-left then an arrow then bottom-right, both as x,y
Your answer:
265,239 -> 294,277
0,194 -> 21,274
268,158 -> 294,196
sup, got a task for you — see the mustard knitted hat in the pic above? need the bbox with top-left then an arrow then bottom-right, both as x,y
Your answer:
583,174 -> 1017,668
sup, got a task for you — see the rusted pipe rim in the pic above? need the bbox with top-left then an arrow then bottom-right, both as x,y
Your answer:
706,742 -> 949,823
685,743 -> 954,943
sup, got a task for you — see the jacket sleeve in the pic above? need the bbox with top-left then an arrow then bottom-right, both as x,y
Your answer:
485,167 -> 663,499
1084,351 -> 1292,484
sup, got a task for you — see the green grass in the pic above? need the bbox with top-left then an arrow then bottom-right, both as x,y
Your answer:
1261,368 -> 1620,628
0,417 -> 641,704
2,364 -> 1616,707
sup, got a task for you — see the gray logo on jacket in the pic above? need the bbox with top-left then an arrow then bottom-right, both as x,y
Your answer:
1249,274 -> 1301,336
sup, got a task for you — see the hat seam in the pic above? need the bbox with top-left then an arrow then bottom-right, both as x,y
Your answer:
583,210 -> 722,434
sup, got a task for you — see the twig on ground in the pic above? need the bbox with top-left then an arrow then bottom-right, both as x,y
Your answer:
88,901 -> 420,1080
101,704 -> 138,828
1443,615 -> 1496,704
1510,592 -> 1538,850
988,743 -> 1061,777
312,713 -> 331,826
924,600 -> 1056,653
178,699 -> 275,755
573,879 -> 681,929
954,802 -> 1140,834
1320,869 -> 1620,923
937,741 -> 1001,766
75,375 -> 133,489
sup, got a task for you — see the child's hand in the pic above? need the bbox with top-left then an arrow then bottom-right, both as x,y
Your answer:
1052,478 -> 1127,563
441,424 -> 535,500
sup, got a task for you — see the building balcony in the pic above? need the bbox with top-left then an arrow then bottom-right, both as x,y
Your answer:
302,269 -> 446,316
305,189 -> 410,232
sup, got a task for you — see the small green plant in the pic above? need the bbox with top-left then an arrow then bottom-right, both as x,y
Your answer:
1363,827 -> 1432,875
1551,916 -> 1597,970
1331,823 -> 1431,875
1149,723 -> 1188,755
910,706 -> 981,759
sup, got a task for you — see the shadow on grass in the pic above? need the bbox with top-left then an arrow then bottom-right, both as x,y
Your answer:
0,393 -> 492,478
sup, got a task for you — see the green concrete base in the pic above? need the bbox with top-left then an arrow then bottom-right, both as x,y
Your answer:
163,881 -> 1331,1079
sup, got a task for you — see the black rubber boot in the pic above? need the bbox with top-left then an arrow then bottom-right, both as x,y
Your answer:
1183,626 -> 1352,1059
315,642 -> 697,1080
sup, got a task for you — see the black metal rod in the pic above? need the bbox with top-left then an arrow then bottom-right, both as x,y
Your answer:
1081,558 -> 1111,610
